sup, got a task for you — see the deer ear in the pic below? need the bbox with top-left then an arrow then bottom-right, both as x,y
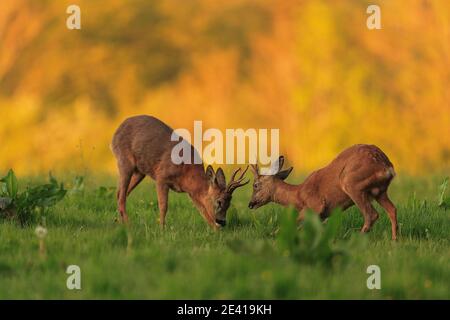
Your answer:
269,156 -> 285,175
206,165 -> 215,184
275,167 -> 293,180
215,167 -> 226,189
277,156 -> 285,171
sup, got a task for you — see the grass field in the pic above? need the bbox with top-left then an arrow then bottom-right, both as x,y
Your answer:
0,173 -> 449,299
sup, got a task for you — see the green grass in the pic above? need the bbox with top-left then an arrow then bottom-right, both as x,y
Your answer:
0,174 -> 449,299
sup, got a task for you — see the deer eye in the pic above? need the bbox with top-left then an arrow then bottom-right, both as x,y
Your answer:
216,200 -> 223,208
253,182 -> 259,189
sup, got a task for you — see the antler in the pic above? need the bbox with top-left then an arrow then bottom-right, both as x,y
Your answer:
226,166 -> 249,194
250,163 -> 259,176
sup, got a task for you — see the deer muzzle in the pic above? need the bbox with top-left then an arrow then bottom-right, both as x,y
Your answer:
215,219 -> 226,227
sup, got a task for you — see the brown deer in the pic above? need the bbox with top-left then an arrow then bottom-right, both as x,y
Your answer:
111,115 -> 248,228
248,145 -> 398,239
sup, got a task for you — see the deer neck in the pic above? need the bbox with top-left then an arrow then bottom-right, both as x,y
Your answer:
181,166 -> 209,204
190,174 -> 217,226
272,180 -> 302,209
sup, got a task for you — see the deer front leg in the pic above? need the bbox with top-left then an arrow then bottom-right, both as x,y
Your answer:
156,182 -> 169,229
296,207 -> 306,224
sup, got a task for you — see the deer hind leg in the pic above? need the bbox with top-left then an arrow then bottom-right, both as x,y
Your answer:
127,171 -> 145,196
117,162 -> 134,224
346,189 -> 380,234
376,192 -> 398,240
156,182 -> 169,229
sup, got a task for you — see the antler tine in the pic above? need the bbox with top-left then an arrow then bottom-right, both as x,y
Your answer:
236,165 -> 248,182
229,167 -> 242,184
226,166 -> 249,193
229,165 -> 248,184
250,163 -> 259,176
227,179 -> 250,194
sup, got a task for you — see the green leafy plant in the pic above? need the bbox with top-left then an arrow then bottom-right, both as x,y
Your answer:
437,177 -> 449,209
277,208 -> 347,266
68,175 -> 85,195
0,169 -> 19,218
0,169 -> 18,198
95,186 -> 116,199
0,170 -> 66,225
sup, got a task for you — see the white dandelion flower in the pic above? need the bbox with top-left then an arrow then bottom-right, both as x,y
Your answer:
35,225 -> 48,239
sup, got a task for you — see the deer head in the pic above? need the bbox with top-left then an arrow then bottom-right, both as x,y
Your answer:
205,165 -> 249,227
248,156 -> 293,209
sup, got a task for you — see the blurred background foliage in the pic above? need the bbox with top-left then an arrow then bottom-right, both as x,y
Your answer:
0,0 -> 448,175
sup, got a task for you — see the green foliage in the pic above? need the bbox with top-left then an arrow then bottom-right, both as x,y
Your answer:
0,170 -> 66,225
0,197 -> 12,210
68,176 -> 85,195
0,169 -> 18,198
277,208 -> 347,266
437,177 -> 450,209
0,174 -> 449,299
95,186 -> 116,199
407,191 -> 428,212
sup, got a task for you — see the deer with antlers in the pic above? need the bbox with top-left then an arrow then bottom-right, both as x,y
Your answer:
248,145 -> 398,239
111,115 -> 249,228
